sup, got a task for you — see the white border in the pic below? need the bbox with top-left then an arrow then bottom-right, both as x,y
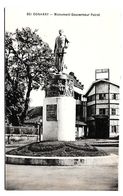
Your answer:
0,0 -> 123,195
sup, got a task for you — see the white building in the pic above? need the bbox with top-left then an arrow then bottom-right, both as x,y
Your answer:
84,79 -> 119,138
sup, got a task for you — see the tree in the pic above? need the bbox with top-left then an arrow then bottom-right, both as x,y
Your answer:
5,27 -> 55,125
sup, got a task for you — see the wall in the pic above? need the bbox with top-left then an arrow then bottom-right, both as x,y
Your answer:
87,85 -> 95,96
43,97 -> 76,141
43,97 -> 58,140
96,82 -> 109,94
110,84 -> 119,93
5,134 -> 38,145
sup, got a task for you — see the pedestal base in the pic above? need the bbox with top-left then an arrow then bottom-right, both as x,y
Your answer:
43,96 -> 76,141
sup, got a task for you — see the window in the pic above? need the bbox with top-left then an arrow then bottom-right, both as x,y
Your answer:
99,108 -> 106,115
76,105 -> 83,121
111,126 -> 117,133
87,95 -> 95,102
87,105 -> 95,117
112,93 -> 119,100
112,94 -> 116,99
99,93 -> 106,100
74,92 -> 81,100
111,108 -> 116,115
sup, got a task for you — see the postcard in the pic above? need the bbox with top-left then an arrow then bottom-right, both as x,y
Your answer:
3,2 -> 123,191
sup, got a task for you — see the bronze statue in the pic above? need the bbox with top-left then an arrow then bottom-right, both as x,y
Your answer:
54,29 -> 69,73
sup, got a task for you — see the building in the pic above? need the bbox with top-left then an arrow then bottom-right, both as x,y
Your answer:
26,69 -> 119,139
84,79 -> 119,138
69,72 -> 87,138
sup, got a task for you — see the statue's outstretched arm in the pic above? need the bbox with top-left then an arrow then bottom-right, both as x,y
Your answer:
65,37 -> 69,44
65,37 -> 69,48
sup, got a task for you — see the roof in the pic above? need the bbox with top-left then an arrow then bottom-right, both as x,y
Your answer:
24,116 -> 42,125
27,106 -> 42,118
23,107 -> 43,125
68,72 -> 84,90
84,79 -> 119,97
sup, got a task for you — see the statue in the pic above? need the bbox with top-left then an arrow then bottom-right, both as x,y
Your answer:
54,29 -> 69,73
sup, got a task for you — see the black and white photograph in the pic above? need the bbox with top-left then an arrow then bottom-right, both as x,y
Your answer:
2,0 -> 123,192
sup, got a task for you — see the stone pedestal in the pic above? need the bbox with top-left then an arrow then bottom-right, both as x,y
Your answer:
43,73 -> 76,141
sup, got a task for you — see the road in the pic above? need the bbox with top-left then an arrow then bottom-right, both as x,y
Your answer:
5,162 -> 118,191
5,139 -> 119,190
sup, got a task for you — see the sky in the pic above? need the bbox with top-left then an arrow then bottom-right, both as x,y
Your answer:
5,8 -> 122,106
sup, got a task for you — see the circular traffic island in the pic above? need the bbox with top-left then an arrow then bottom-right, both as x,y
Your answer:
6,141 -> 107,157
6,141 -> 111,166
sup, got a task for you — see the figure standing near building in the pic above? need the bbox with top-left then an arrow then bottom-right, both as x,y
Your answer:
54,29 -> 69,73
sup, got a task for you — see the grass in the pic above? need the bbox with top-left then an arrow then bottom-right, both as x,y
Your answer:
6,141 -> 108,157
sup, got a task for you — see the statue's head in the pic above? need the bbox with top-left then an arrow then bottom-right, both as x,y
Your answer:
59,29 -> 64,35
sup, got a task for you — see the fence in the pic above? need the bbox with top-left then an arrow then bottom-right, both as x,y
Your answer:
5,126 -> 38,135
5,126 -> 42,145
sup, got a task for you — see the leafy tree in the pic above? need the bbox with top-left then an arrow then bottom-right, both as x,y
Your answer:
5,27 -> 55,125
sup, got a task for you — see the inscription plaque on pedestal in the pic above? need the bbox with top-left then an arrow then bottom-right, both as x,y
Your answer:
46,104 -> 57,121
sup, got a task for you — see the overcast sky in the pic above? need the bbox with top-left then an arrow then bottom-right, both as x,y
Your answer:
5,8 -> 122,106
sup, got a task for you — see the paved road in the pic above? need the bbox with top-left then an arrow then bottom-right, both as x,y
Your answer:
5,139 -> 119,190
96,146 -> 118,155
5,163 -> 118,191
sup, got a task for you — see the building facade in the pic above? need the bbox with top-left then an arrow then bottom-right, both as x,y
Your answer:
69,72 -> 87,139
84,79 -> 119,138
74,87 -> 87,138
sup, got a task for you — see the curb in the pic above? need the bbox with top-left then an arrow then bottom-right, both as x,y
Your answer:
5,154 -> 118,166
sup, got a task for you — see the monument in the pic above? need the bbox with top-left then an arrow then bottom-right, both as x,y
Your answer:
43,30 -> 76,141
54,29 -> 69,72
